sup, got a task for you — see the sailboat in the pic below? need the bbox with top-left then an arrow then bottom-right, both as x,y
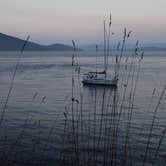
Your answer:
82,18 -> 118,87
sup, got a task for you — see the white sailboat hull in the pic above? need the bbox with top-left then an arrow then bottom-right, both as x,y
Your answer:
82,77 -> 117,87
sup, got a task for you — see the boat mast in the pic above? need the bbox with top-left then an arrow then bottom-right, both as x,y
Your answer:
104,20 -> 107,79
107,13 -> 112,78
95,44 -> 98,74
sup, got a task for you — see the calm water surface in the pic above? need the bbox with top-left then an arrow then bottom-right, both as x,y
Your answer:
0,51 -> 166,165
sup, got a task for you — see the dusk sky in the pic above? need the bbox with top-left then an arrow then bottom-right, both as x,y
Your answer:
0,0 -> 166,45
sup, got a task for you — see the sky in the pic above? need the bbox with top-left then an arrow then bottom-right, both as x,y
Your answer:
0,0 -> 166,45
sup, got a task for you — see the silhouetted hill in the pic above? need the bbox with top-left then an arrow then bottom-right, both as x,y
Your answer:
0,33 -> 81,51
143,47 -> 166,51
80,43 -> 166,51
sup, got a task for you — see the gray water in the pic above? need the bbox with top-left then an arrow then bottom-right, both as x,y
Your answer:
0,51 -> 166,165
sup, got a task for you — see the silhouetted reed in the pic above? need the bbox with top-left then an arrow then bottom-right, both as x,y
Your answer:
60,15 -> 166,166
0,36 -> 30,127
143,85 -> 166,165
0,15 -> 166,166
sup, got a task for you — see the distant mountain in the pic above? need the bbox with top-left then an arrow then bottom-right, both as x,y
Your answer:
0,33 -> 81,51
142,47 -> 166,51
80,43 -> 166,51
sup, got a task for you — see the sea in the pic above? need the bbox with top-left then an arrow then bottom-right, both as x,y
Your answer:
0,51 -> 165,165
